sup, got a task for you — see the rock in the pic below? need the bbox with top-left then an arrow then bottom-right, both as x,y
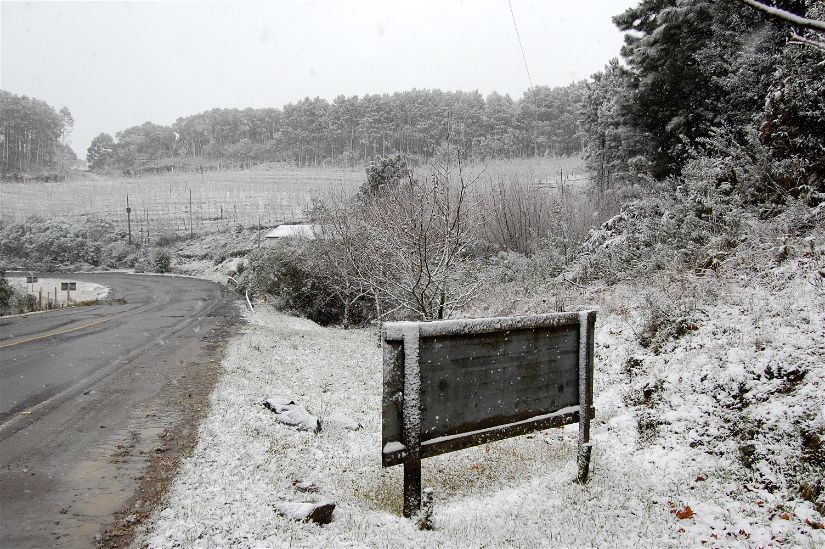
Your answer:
325,412 -> 362,431
273,500 -> 335,524
263,398 -> 320,433
293,479 -> 319,493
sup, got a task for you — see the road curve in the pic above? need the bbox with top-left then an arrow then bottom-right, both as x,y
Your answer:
0,272 -> 240,547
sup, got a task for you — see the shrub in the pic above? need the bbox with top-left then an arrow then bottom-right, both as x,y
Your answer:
155,232 -> 186,247
360,154 -> 409,197
153,248 -> 172,273
636,280 -> 706,354
317,160 -> 483,321
243,240 -> 372,327
0,272 -> 14,315
573,169 -> 744,282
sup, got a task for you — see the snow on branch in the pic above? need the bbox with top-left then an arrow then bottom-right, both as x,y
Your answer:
736,0 -> 825,34
790,32 -> 825,53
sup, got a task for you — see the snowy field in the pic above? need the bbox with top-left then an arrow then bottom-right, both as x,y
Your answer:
142,272 -> 824,548
0,166 -> 364,235
9,276 -> 109,305
0,157 -> 587,238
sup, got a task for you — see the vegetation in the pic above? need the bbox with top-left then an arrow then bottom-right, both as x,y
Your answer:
3,0 -> 824,533
360,154 -> 409,197
152,248 -> 172,273
86,85 -> 586,174
0,91 -> 76,178
581,0 -> 825,199
242,240 -> 372,326
0,271 -> 14,315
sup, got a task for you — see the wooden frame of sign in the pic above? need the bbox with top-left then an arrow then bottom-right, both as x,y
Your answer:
381,310 -> 596,518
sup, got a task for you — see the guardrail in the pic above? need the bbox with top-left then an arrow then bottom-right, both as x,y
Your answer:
227,277 -> 254,313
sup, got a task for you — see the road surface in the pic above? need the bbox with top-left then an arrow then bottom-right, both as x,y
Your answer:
0,272 -> 239,547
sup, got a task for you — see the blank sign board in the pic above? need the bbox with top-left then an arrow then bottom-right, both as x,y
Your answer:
419,325 -> 579,440
382,311 -> 596,517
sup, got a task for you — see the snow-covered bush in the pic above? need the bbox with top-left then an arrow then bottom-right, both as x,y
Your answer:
0,215 -> 122,270
152,248 -> 172,273
0,271 -> 14,315
242,240 -> 373,327
574,168 -> 744,282
154,231 -> 188,247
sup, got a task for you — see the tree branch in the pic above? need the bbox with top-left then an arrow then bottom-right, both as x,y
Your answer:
736,0 -> 825,34
790,32 -> 825,53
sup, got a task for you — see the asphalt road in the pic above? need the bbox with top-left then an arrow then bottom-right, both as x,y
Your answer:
0,272 -> 239,548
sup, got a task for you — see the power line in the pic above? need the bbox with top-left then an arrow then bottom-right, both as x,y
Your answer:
507,0 -> 533,89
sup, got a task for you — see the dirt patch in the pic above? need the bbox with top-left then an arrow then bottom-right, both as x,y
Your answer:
97,305 -> 242,549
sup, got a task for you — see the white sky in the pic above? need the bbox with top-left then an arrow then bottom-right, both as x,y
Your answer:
1,0 -> 636,157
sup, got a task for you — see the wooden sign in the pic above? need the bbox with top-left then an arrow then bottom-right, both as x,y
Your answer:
61,282 -> 77,291
26,276 -> 38,283
382,311 -> 596,518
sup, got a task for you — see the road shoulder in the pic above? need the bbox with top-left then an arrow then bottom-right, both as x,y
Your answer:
97,300 -> 242,548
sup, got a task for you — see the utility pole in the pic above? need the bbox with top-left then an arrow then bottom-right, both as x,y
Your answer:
126,194 -> 132,244
189,188 -> 193,239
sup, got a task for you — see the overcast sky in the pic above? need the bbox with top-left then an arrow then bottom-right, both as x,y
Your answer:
1,0 -> 635,157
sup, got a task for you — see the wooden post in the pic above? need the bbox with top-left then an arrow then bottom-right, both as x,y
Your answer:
257,216 -> 261,249
402,326 -> 422,518
126,194 -> 132,244
38,288 -> 42,310
577,311 -> 596,483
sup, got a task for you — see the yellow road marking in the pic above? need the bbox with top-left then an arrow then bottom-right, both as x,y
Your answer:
0,315 -> 119,350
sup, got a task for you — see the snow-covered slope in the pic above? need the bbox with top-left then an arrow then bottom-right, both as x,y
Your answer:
142,279 -> 824,547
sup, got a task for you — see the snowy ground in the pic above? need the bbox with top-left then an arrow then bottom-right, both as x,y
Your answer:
9,276 -> 109,305
141,268 -> 824,547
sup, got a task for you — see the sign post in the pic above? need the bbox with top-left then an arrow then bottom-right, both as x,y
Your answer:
61,282 -> 77,303
382,311 -> 596,518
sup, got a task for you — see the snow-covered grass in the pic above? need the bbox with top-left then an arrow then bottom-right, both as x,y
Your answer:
141,261 -> 825,547
9,276 -> 109,304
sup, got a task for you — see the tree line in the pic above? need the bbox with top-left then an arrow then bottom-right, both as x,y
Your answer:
86,85 -> 586,173
0,90 -> 76,177
580,0 -> 825,202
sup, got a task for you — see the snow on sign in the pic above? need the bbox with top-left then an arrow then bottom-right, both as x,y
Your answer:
382,311 -> 597,518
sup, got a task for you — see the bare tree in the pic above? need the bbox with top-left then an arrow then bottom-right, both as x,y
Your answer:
315,149 -> 486,321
